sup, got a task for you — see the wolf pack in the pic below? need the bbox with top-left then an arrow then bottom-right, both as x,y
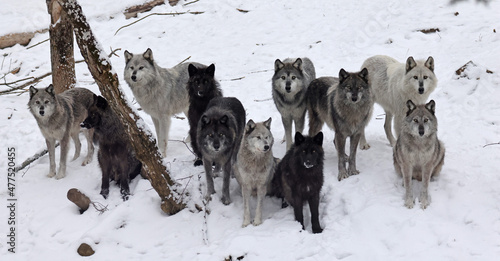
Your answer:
28,49 -> 445,233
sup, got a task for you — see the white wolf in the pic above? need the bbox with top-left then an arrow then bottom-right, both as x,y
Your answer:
361,55 -> 437,147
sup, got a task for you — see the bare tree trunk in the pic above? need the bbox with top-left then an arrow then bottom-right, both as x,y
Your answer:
57,0 -> 185,215
47,0 -> 76,94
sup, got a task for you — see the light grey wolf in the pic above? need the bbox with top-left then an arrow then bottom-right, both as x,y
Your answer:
197,97 -> 246,205
361,55 -> 437,147
28,85 -> 95,179
272,57 -> 316,151
124,48 -> 205,157
187,63 -> 223,166
234,117 -> 277,227
393,100 -> 444,209
307,68 -> 373,181
271,132 -> 324,233
81,95 -> 142,201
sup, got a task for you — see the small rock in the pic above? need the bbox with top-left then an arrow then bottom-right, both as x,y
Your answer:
77,243 -> 95,257
67,188 -> 91,214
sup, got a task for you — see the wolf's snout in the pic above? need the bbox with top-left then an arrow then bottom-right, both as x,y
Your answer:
263,145 -> 270,151
303,161 -> 314,169
351,96 -> 358,102
197,90 -> 204,97
285,86 -> 291,92
80,121 -> 91,129
418,125 -> 425,136
39,107 -> 45,116
418,87 -> 424,94
131,75 -> 137,81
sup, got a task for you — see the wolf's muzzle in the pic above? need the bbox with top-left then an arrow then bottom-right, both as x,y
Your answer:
418,125 -> 425,136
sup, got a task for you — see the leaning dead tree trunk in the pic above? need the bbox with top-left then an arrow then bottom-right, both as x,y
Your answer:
58,0 -> 185,214
47,0 -> 76,93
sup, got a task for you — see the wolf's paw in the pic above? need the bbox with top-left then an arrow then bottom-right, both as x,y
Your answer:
359,142 -> 371,150
55,171 -> 66,180
312,226 -> 323,234
242,218 -> 251,228
81,157 -> 92,166
47,171 -> 56,178
194,158 -> 203,167
419,194 -> 430,209
204,194 -> 212,202
337,170 -> 349,181
348,169 -> 360,176
100,189 -> 109,199
221,195 -> 231,205
404,198 -> 415,209
253,218 -> 262,226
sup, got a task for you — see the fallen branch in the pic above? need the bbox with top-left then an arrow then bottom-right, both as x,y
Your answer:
124,0 -> 166,19
0,72 -> 52,95
27,38 -> 50,49
483,141 -> 500,148
17,142 -> 60,174
115,11 -> 204,36
254,97 -> 272,102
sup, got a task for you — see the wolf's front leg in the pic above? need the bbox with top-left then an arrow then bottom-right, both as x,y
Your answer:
241,186 -> 252,227
56,136 -> 70,179
419,168 -> 432,209
335,134 -> 349,181
220,161 -> 232,205
253,185 -> 267,226
282,115 -> 293,151
203,158 -> 215,201
347,133 -> 361,176
402,166 -> 414,209
46,138 -> 56,178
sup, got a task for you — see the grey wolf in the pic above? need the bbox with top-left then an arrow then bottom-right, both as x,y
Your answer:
124,48 -> 205,157
197,97 -> 246,205
234,117 -> 277,227
271,131 -> 324,233
307,68 -> 373,181
81,95 -> 142,201
361,55 -> 437,147
187,63 -> 223,166
28,85 -> 95,179
393,100 -> 444,209
272,57 -> 316,151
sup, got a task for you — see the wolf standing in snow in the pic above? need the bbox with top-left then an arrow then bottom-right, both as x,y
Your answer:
234,117 -> 277,227
272,58 -> 316,151
124,48 -> 205,157
197,97 -> 246,205
186,63 -> 223,166
28,85 -> 95,179
272,132 -> 324,233
81,95 -> 142,201
307,68 -> 373,181
361,55 -> 437,147
393,100 -> 445,209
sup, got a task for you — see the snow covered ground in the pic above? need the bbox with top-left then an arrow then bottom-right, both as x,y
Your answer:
1,0 -> 500,260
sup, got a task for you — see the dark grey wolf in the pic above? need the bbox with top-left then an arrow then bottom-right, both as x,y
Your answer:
81,95 -> 142,201
393,100 -> 445,209
124,48 -> 205,157
197,97 -> 246,205
307,68 -> 373,181
187,63 -> 223,166
272,57 -> 316,151
28,85 -> 95,179
361,55 -> 437,146
234,117 -> 276,227
271,132 -> 324,233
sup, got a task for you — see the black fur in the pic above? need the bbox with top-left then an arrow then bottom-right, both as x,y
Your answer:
187,63 -> 223,166
197,97 -> 245,205
271,132 -> 325,233
81,95 -> 141,201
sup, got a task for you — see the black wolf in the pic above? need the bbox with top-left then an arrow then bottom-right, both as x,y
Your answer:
197,97 -> 246,205
81,95 -> 141,201
187,63 -> 223,166
272,132 -> 325,233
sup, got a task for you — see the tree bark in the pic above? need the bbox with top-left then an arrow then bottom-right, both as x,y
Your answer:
57,0 -> 185,214
47,0 -> 76,94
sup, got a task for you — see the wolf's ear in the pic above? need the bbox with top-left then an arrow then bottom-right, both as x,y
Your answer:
219,115 -> 229,125
143,48 -> 154,65
292,58 -> 303,71
425,56 -> 434,72
188,64 -> 198,77
46,84 -> 55,96
274,59 -> 284,72
201,115 -> 211,127
206,64 -> 216,77
359,68 -> 369,84
406,100 -> 416,116
425,100 -> 436,115
339,68 -> 349,83
29,86 -> 38,99
124,50 -> 133,64
245,120 -> 256,134
406,56 -> 417,73
313,131 -> 323,146
294,132 -> 305,146
96,96 -> 108,109
263,117 -> 272,130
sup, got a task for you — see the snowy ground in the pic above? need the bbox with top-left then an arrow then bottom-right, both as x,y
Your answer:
1,0 -> 500,260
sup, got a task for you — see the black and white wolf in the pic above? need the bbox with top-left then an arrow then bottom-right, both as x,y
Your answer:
271,132 -> 324,233
272,57 -> 316,151
81,95 -> 142,201
124,48 -> 205,157
361,55 -> 437,147
197,97 -> 246,205
28,85 -> 95,179
234,117 -> 277,227
393,100 -> 445,209
307,68 -> 373,181
187,63 -> 223,166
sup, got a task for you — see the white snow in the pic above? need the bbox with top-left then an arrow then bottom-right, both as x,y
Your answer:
1,0 -> 500,260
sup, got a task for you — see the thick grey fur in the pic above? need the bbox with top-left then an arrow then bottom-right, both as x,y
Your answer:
28,85 -> 95,179
393,100 -> 445,209
307,68 -> 373,181
272,57 -> 316,151
124,48 -> 205,157
361,55 -> 437,147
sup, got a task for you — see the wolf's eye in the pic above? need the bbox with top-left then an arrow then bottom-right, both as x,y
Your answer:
291,76 -> 296,80
209,134 -> 213,137
413,119 -> 418,123
413,76 -> 418,80
424,118 -> 428,123
256,136 -> 261,140
44,100 -> 49,104
423,76 -> 428,79
219,133 -> 224,137
203,80 -> 208,84
281,76 -> 286,80
130,66 -> 134,70
35,101 -> 40,104
139,66 -> 144,70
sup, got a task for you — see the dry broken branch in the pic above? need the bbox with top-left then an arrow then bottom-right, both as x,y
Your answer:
115,11 -> 204,36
